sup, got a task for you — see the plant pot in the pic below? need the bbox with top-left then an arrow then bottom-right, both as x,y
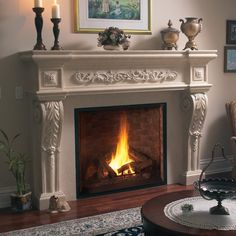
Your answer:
103,45 -> 121,50
11,192 -> 32,212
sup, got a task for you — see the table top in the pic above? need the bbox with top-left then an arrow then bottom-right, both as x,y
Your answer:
141,190 -> 236,236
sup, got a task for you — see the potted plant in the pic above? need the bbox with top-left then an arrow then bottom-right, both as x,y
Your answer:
0,129 -> 31,212
97,26 -> 131,50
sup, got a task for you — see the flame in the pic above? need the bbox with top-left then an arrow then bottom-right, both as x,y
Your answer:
109,113 -> 135,175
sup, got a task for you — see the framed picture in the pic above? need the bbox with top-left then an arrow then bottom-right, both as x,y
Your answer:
74,0 -> 151,34
224,46 -> 236,72
226,20 -> 236,44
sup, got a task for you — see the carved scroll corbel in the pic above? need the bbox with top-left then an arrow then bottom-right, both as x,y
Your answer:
35,101 -> 64,194
184,93 -> 208,172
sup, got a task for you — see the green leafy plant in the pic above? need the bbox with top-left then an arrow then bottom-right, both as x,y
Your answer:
0,129 -> 30,196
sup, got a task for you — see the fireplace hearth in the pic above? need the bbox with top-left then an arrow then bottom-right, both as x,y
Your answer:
20,50 -> 217,210
75,104 -> 166,197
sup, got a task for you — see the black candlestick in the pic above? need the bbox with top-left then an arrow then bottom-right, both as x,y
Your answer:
51,18 -> 63,50
33,7 -> 46,50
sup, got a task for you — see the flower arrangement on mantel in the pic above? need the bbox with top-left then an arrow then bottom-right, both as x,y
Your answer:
97,27 -> 131,50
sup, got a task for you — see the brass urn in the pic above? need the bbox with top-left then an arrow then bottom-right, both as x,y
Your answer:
179,17 -> 203,50
161,20 -> 180,50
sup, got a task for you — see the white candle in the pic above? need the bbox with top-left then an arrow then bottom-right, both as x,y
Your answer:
34,0 -> 43,7
52,2 -> 60,18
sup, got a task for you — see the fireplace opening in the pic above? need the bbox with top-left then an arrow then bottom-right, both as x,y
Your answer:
74,103 -> 167,198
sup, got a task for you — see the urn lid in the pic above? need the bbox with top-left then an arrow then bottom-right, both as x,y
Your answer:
161,20 -> 180,34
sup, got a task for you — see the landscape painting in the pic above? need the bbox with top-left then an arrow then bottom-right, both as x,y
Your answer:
88,0 -> 141,20
74,0 -> 151,34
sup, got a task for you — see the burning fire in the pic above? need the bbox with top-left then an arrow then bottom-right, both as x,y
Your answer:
108,113 -> 135,176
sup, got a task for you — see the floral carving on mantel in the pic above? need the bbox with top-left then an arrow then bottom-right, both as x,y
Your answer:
43,71 -> 59,87
73,70 -> 178,85
193,67 -> 205,81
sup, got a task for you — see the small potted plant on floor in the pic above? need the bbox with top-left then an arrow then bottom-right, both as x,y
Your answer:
0,129 -> 31,212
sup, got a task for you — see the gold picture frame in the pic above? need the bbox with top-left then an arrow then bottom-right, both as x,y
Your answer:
73,0 -> 152,34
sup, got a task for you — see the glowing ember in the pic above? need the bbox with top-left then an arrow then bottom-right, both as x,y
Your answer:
108,113 -> 135,175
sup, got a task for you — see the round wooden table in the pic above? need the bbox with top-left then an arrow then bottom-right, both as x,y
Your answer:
141,190 -> 236,236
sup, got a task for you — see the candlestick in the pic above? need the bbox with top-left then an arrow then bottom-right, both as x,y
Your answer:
33,7 -> 46,50
51,18 -> 63,50
34,0 -> 43,7
52,2 -> 60,18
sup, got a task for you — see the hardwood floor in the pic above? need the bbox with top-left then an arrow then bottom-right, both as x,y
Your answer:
0,184 -> 193,233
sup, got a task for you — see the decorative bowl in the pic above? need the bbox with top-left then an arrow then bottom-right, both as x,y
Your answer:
194,178 -> 236,215
194,144 -> 236,215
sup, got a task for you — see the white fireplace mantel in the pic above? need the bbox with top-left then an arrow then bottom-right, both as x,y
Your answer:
20,50 -> 217,96
20,50 -> 217,210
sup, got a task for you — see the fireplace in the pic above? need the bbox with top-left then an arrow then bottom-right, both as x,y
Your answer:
20,50 -> 217,209
75,104 -> 167,197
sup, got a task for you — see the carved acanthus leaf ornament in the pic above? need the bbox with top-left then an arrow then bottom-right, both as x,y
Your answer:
189,93 -> 207,152
73,70 -> 178,84
41,101 -> 63,153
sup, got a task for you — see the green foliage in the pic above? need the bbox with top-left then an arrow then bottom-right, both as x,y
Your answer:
0,129 -> 29,196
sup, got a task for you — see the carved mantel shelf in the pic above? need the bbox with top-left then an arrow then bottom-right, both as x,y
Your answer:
19,50 -> 217,210
20,50 -> 217,98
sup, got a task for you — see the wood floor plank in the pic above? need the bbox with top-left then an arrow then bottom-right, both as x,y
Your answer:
0,184 -> 192,233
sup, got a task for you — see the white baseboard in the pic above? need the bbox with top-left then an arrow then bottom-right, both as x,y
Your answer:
200,155 -> 233,175
0,186 -> 16,208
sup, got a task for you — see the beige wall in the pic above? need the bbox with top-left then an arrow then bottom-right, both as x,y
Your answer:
0,0 -> 236,188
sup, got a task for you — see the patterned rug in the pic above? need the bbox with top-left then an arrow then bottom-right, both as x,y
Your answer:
0,207 -> 144,236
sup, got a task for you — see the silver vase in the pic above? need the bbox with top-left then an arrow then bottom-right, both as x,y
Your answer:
179,17 -> 202,50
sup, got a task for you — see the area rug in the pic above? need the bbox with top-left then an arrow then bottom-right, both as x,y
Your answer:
0,207 -> 144,236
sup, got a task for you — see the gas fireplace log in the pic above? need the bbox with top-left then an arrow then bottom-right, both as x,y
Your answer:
85,162 -> 97,180
129,147 -> 151,163
92,159 -> 106,180
97,166 -> 105,180
129,147 -> 153,172
98,159 -> 117,178
117,162 -> 135,175
135,159 -> 153,172
84,173 -> 149,193
117,159 -> 153,175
